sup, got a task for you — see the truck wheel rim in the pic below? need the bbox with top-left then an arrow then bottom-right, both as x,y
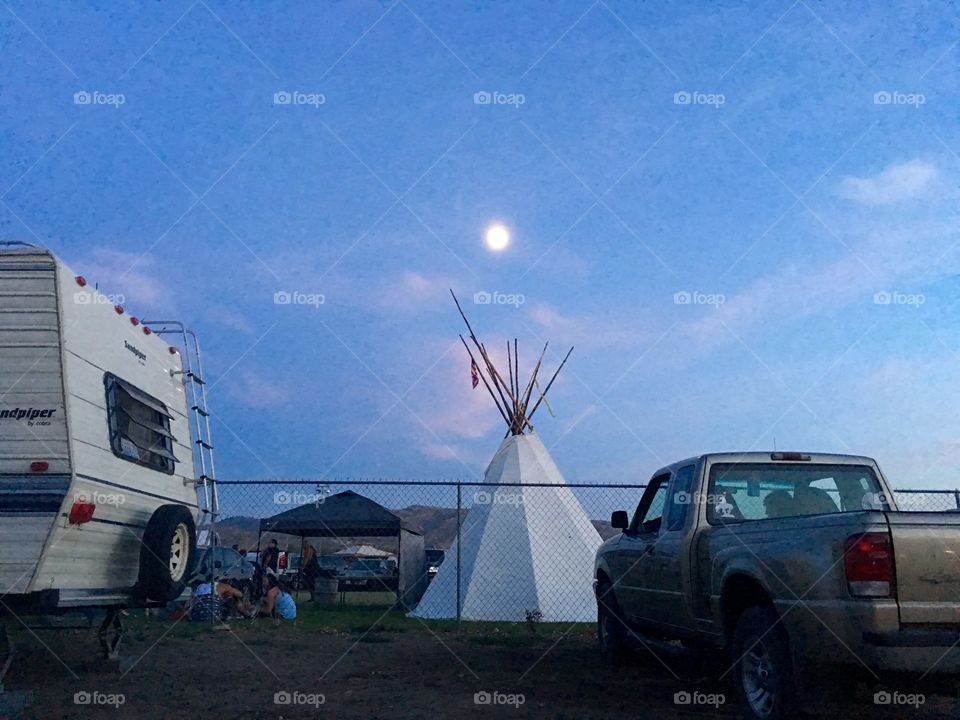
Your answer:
169,523 -> 189,582
743,641 -> 776,718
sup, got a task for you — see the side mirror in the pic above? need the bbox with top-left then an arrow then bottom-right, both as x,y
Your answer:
611,510 -> 629,530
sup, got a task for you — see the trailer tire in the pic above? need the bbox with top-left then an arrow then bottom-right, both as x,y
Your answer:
138,505 -> 196,602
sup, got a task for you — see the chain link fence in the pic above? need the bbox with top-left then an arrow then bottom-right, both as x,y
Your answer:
211,481 -> 959,622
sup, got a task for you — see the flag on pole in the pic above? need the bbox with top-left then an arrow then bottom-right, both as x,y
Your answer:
470,359 -> 480,389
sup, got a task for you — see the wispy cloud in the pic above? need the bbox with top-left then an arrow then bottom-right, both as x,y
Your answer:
837,159 -> 938,205
228,368 -> 290,409
78,247 -> 174,312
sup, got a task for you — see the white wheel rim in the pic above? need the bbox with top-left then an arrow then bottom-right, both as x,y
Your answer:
169,523 -> 189,582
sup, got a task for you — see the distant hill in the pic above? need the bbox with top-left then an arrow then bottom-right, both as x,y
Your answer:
215,506 -> 617,553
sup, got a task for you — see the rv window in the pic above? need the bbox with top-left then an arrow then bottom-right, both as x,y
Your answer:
104,373 -> 177,474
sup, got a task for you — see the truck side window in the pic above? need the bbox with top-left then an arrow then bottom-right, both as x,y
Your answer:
104,373 -> 178,475
631,473 -> 670,533
664,465 -> 696,532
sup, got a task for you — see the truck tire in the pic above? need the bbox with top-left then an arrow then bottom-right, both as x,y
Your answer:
731,606 -> 796,720
138,505 -> 197,602
596,581 -> 629,665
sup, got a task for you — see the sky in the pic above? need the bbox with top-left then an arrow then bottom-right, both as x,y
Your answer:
3,1 -> 960,513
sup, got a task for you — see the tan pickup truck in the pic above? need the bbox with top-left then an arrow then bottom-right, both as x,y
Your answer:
595,452 -> 960,720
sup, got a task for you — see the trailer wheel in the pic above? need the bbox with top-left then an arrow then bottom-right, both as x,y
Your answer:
138,505 -> 196,602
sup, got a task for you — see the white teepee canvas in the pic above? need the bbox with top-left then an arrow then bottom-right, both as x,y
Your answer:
411,432 -> 602,622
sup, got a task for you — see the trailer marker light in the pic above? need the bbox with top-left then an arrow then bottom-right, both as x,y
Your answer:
68,501 -> 96,525
75,275 -> 87,287
143,326 -> 152,335
130,317 -> 140,326
30,461 -> 49,472
168,346 -> 178,354
114,305 -> 124,314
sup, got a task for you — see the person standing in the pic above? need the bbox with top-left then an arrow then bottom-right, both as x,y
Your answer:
301,540 -> 319,600
260,538 -> 280,574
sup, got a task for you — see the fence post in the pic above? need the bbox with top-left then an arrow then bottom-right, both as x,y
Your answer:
456,482 -> 462,627
955,489 -> 960,510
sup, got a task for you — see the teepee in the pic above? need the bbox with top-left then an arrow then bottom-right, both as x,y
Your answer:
411,293 -> 602,622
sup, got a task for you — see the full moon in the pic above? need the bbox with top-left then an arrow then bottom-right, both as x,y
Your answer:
484,223 -> 510,252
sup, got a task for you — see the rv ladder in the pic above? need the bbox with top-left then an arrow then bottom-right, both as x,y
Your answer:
140,320 -> 219,546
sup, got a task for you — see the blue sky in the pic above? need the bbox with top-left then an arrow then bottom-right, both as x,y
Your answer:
3,1 -> 960,504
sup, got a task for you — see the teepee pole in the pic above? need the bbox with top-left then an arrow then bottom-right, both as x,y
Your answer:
517,342 -> 548,431
479,342 -> 516,424
459,335 -> 510,426
506,341 -> 515,410
527,347 -> 574,423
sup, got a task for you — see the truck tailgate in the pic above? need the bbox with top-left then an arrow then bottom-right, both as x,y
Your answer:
886,512 -> 960,625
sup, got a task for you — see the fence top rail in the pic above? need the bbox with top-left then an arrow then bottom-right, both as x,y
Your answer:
215,479 -> 650,489
215,479 -> 957,493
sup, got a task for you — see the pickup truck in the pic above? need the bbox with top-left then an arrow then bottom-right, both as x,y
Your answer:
595,451 -> 960,720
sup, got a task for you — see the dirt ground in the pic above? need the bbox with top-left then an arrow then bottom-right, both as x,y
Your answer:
3,606 -> 959,720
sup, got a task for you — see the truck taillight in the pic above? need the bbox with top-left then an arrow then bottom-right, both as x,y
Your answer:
68,501 -> 96,525
30,461 -> 49,472
844,532 -> 895,598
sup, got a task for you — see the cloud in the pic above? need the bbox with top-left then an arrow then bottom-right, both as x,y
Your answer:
227,368 -> 290,409
527,302 -> 652,348
377,271 -> 452,314
77,247 -> 174,313
837,159 -> 938,205
206,305 -> 255,334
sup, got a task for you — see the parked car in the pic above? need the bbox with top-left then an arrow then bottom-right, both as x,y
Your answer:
192,546 -> 256,597
339,558 -> 398,592
596,451 -> 960,720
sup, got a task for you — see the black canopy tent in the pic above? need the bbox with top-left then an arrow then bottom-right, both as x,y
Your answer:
257,491 -> 426,606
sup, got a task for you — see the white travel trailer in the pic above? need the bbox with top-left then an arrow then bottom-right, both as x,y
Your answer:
0,242 -> 216,621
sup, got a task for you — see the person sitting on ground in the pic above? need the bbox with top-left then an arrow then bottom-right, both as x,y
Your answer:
192,578 -> 254,622
259,571 -> 297,621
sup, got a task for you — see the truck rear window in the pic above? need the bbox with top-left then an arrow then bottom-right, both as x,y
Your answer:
706,463 -> 887,524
